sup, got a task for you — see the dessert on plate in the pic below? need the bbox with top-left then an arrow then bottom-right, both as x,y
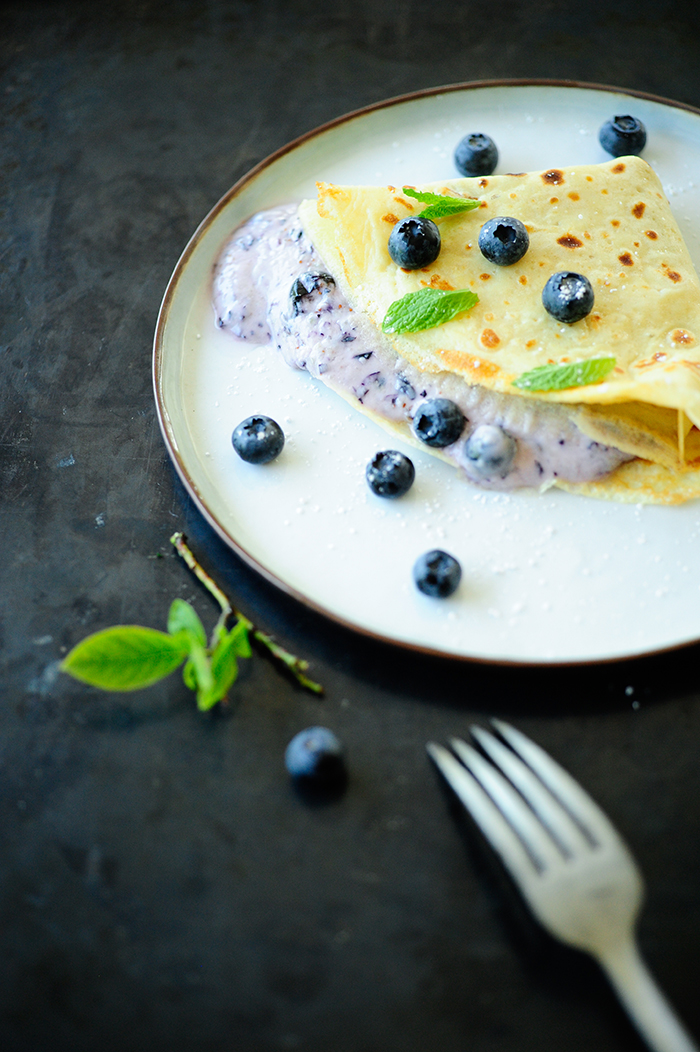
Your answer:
214,155 -> 700,503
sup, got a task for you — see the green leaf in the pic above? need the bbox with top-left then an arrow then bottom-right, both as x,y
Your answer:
208,636 -> 240,704
185,638 -> 214,702
512,356 -> 617,392
227,619 -> 252,659
210,641 -> 238,698
60,626 -> 189,691
402,187 -> 479,220
167,598 -> 206,646
382,287 -> 479,335
196,622 -> 252,711
182,658 -> 197,690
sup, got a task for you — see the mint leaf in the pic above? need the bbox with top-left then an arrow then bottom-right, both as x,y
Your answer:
402,187 -> 479,220
195,679 -> 227,712
182,658 -> 197,690
194,622 -> 251,711
382,287 -> 479,335
61,626 -> 189,691
185,637 -> 215,706
210,637 -> 239,697
512,356 -> 616,392
207,628 -> 245,705
167,598 -> 206,645
226,619 -> 252,659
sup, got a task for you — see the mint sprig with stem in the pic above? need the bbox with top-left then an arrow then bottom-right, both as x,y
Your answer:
60,532 -> 323,710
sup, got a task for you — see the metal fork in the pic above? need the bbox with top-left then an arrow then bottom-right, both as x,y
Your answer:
427,720 -> 698,1052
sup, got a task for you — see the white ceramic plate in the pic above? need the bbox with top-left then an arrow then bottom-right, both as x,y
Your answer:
154,80 -> 700,665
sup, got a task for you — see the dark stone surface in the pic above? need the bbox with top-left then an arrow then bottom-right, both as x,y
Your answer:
2,2 -> 700,1050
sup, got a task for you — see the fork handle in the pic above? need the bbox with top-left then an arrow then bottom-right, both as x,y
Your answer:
597,936 -> 698,1052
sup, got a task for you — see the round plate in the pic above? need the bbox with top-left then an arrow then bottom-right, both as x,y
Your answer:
154,79 -> 700,665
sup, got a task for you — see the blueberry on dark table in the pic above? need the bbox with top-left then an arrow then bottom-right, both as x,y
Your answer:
413,550 -> 462,598
366,450 -> 416,498
465,423 -> 517,478
412,398 -> 466,448
478,216 -> 529,266
285,727 -> 345,783
388,216 -> 441,269
542,272 -> 595,324
599,115 -> 647,157
231,415 -> 285,464
454,132 -> 498,177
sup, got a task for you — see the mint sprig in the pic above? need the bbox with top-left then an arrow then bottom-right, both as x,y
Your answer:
512,356 -> 617,392
61,599 -> 252,711
402,187 -> 479,221
60,533 -> 323,709
382,287 -> 479,335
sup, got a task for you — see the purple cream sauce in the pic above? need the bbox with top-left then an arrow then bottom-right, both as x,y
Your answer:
213,204 -> 632,491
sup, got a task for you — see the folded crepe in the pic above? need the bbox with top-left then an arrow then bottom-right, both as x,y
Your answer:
298,156 -> 700,503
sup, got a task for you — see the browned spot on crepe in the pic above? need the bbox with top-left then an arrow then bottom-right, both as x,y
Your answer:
428,274 -> 454,291
542,169 -> 564,185
480,328 -> 501,349
557,234 -> 583,248
438,349 -> 500,379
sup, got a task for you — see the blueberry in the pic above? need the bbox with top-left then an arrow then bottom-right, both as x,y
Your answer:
412,398 -> 466,448
289,271 -> 335,315
465,424 -> 517,478
542,272 -> 595,324
396,375 -> 416,400
285,726 -> 345,782
231,415 -> 285,464
366,450 -> 415,498
478,216 -> 529,266
599,115 -> 647,158
388,216 -> 441,269
454,133 -> 498,177
413,550 -> 461,598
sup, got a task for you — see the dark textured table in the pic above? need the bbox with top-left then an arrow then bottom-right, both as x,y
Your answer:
2,3 -> 700,1051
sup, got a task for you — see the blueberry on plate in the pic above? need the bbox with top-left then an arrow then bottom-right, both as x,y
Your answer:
412,398 -> 466,448
465,423 -> 517,478
454,132 -> 498,177
542,272 -> 595,324
231,415 -> 285,464
413,549 -> 462,598
366,450 -> 415,498
285,727 -> 345,783
478,216 -> 529,266
599,115 -> 647,157
388,216 -> 441,269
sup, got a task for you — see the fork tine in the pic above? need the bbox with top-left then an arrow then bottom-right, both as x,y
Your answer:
492,720 -> 625,849
450,738 -> 564,871
426,741 -> 536,881
471,725 -> 592,855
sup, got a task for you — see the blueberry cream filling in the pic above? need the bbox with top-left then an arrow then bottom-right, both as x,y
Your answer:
213,204 -> 633,491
